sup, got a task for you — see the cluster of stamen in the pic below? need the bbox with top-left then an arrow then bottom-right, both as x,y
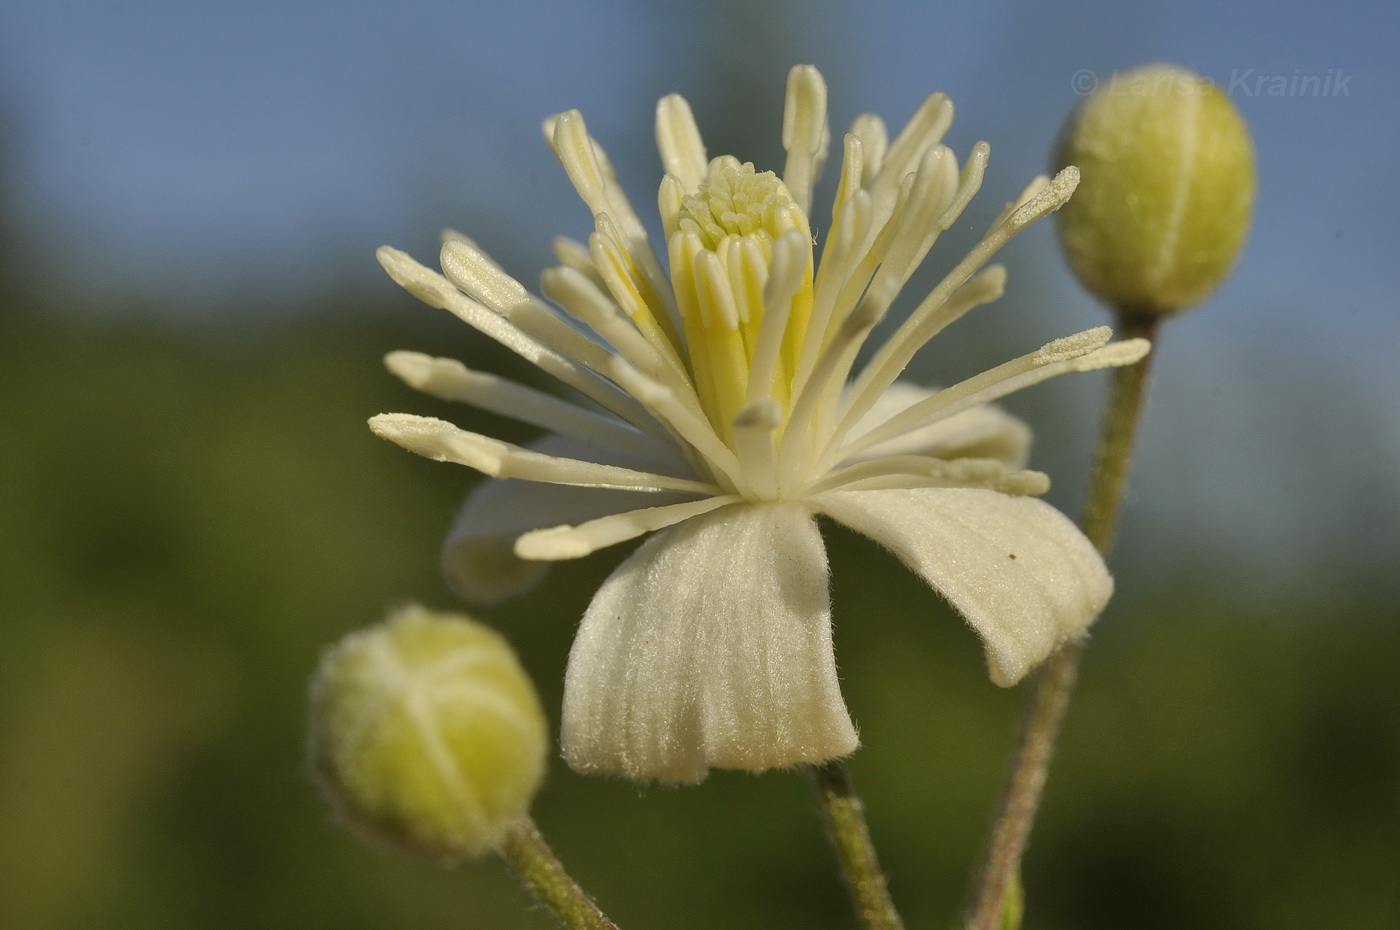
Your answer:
663,157 -> 816,466
369,68 -> 1152,559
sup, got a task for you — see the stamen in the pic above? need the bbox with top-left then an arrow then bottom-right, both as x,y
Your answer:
658,175 -> 686,241
831,133 -> 865,219
835,169 -> 1074,438
732,399 -> 782,500
376,247 -> 662,437
866,92 -> 954,217
1006,166 -> 1080,231
697,248 -> 742,331
547,110 -> 675,313
779,300 -> 882,492
1033,326 -> 1113,364
715,237 -> 754,328
830,264 -> 1007,456
540,266 -> 695,406
799,189 -> 874,391
655,94 -> 708,192
746,229 -> 807,405
688,248 -> 750,428
937,142 -> 990,230
551,236 -> 605,290
515,495 -> 739,561
605,357 -> 753,497
848,113 -> 888,186
439,239 -> 619,379
588,218 -> 684,355
987,174 -> 1050,232
438,233 -> 529,310
809,455 -> 1050,497
384,350 -> 654,454
368,414 -> 716,493
855,144 -> 961,322
781,64 -> 829,214
834,334 -> 1150,463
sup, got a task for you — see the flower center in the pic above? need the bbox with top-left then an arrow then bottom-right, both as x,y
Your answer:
667,157 -> 815,454
677,159 -> 791,252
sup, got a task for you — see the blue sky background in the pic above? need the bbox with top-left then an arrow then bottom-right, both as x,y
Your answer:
2,0 -> 1396,603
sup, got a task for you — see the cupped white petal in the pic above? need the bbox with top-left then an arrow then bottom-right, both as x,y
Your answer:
815,488 -> 1111,687
561,502 -> 858,782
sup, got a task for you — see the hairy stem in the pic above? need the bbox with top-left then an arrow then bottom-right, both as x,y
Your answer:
963,315 -> 1160,930
811,759 -> 905,930
499,817 -> 621,930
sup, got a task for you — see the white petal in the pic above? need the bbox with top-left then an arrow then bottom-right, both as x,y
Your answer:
441,436 -> 696,604
845,381 -> 1031,468
816,488 -> 1111,687
561,502 -> 858,782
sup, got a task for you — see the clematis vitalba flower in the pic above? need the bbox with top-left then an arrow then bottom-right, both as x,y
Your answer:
371,66 -> 1150,783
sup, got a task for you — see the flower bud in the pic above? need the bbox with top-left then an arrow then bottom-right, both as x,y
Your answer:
308,605 -> 548,859
1054,63 -> 1255,317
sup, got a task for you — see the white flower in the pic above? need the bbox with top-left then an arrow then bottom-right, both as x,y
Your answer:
371,66 -> 1150,783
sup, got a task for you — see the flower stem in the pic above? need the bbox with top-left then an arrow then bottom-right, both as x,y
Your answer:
499,817 -> 621,930
962,315 -> 1159,930
811,759 -> 905,930
1077,315 -> 1160,554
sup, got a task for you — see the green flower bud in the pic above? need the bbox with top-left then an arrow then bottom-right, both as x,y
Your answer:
1054,63 -> 1255,317
308,605 -> 548,859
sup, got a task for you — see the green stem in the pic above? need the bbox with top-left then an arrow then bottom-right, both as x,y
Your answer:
963,316 -> 1159,930
811,759 -> 905,930
1078,316 -> 1160,554
499,817 -> 621,930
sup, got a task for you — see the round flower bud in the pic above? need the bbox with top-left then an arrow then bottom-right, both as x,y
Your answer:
1054,63 -> 1255,317
308,605 -> 548,859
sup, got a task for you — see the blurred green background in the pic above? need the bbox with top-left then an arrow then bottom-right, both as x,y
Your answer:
2,1 -> 1397,928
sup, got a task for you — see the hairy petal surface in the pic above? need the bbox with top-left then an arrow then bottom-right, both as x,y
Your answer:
561,502 -> 857,782
816,488 -> 1111,686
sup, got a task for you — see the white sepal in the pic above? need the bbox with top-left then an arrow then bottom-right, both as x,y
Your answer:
815,487 -> 1111,687
561,502 -> 858,782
